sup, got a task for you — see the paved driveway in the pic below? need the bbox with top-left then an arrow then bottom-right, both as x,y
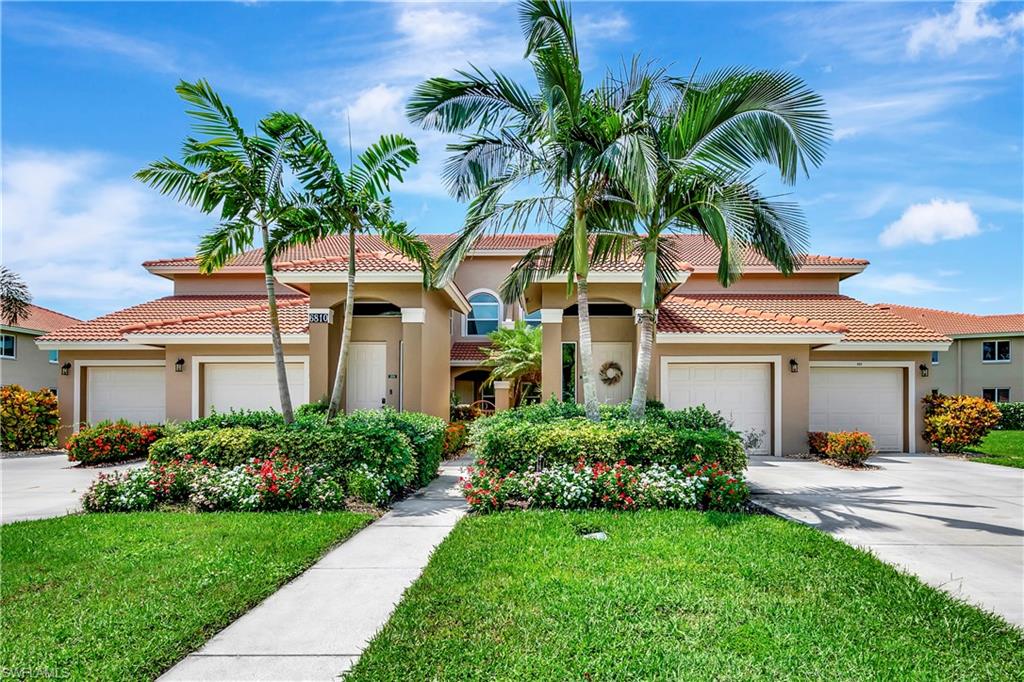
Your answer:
748,454 -> 1024,627
1,454 -> 140,524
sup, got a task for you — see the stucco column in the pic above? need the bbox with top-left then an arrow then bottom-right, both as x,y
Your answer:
401,307 -> 425,413
540,308 -> 564,401
307,307 -> 333,403
493,380 -> 512,411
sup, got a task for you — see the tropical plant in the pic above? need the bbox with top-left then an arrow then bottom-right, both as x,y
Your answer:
135,80 -> 302,422
481,320 -> 542,407
0,266 -> 31,326
265,114 -> 428,420
407,0 -> 662,421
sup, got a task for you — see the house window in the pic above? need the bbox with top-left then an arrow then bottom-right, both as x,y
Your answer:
466,291 -> 500,336
931,351 -> 940,365
0,334 -> 15,359
561,342 -> 576,403
982,388 -> 1011,403
982,340 -> 1010,363
49,350 -> 59,364
523,308 -> 542,328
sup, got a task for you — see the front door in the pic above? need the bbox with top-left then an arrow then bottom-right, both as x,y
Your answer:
346,342 -> 388,411
592,342 -> 633,404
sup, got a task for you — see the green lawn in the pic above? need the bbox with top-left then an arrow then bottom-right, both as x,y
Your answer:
1,512 -> 371,680
966,430 -> 1024,468
348,511 -> 1023,681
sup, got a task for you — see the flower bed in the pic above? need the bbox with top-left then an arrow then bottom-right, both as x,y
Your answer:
67,420 -> 162,464
462,456 -> 748,513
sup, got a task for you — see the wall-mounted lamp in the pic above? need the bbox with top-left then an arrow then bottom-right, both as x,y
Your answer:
60,362 -> 72,376
175,358 -> 185,373
789,358 -> 799,373
919,363 -> 929,378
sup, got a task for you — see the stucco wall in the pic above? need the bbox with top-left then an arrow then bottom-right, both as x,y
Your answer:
930,337 -> 1023,401
171,274 -> 306,296
675,273 -> 842,294
451,255 -> 527,340
1,331 -> 57,390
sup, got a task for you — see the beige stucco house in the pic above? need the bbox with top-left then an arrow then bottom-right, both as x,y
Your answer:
877,304 -> 1023,404
1,304 -> 80,392
37,234 -> 950,454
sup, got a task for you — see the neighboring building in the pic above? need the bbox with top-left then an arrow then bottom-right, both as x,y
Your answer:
876,304 -> 1024,403
37,234 -> 950,454
1,304 -> 81,391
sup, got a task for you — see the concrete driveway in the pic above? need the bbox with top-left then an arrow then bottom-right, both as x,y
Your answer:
747,454 -> 1024,627
1,453 -> 140,524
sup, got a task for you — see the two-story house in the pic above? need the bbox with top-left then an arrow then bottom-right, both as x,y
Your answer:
1,304 -> 80,392
876,304 -> 1023,403
37,234 -> 950,454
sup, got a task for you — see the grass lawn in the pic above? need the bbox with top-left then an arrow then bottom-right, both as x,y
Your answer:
348,511 -> 1023,681
966,430 -> 1024,468
1,511 -> 371,680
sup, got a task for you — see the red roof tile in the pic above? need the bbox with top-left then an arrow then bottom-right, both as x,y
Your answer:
37,295 -> 308,342
875,304 -> 1024,336
451,341 -> 492,363
659,294 -> 948,343
3,304 -> 80,333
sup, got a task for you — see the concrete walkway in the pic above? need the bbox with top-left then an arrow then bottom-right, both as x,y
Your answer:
747,454 -> 1024,627
1,453 -> 140,524
162,455 -> 470,681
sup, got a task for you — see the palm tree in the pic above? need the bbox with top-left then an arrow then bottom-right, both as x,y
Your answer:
135,80 -> 301,423
265,113 -> 429,420
481,321 -> 542,407
0,267 -> 31,326
407,0 -> 661,421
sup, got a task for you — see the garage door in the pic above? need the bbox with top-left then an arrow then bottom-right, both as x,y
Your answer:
810,367 -> 903,452
87,366 -> 165,424
663,363 -> 771,454
203,362 -> 307,416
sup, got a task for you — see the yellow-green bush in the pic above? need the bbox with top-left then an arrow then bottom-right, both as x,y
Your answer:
1,384 -> 60,451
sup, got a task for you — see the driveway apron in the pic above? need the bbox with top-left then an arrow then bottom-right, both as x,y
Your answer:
747,454 -> 1024,627
161,455 -> 470,681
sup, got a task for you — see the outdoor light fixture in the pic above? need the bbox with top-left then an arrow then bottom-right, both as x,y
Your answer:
60,362 -> 71,376
175,358 -> 185,373
919,363 -> 929,378
789,358 -> 799,373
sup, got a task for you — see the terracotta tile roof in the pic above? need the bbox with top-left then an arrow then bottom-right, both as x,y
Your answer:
143,233 -> 864,274
451,341 -> 492,363
37,295 -> 309,342
3,304 -> 80,333
875,304 -> 1024,336
659,294 -> 949,343
658,297 -> 847,336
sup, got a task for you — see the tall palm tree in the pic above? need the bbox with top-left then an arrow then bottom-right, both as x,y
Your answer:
407,0 -> 660,421
0,267 -> 31,326
265,113 -> 429,419
135,80 -> 301,422
481,320 -> 542,408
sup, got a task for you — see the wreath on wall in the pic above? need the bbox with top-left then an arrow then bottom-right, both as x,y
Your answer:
598,360 -> 624,386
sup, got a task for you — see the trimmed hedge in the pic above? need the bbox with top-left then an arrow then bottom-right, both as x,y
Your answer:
176,409 -> 284,433
0,384 -> 59,451
470,400 -> 745,474
387,411 -> 445,487
997,402 -> 1024,430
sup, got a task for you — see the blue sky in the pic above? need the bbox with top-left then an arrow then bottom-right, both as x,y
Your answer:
2,1 -> 1022,320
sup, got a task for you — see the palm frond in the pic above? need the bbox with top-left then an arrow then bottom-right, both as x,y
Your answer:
175,79 -> 249,161
351,134 -> 419,198
196,220 -> 256,273
379,221 -> 434,287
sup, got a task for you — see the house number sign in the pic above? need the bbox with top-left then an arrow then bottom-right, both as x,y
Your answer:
308,310 -> 332,324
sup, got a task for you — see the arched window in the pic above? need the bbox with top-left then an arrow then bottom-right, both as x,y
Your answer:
466,291 -> 501,336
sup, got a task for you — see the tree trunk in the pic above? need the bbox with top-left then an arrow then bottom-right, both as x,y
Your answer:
261,222 -> 294,423
326,226 -> 356,420
573,203 -> 599,421
630,245 -> 659,419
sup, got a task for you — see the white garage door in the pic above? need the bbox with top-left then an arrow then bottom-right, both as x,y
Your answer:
664,363 -> 771,454
204,362 -> 307,416
87,366 -> 166,425
810,367 -> 903,452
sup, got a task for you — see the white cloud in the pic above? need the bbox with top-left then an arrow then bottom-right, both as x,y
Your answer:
577,10 -> 630,41
907,0 -> 1024,58
395,6 -> 486,47
879,199 -> 981,247
2,149 -> 207,319
854,273 -> 954,295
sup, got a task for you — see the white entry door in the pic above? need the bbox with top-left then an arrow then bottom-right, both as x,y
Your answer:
87,366 -> 166,425
346,343 -> 388,411
203,362 -> 307,416
810,367 -> 903,452
592,342 -> 633,405
663,362 -> 772,454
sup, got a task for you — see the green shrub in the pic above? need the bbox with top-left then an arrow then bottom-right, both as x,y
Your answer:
997,402 -> 1024,430
922,394 -> 1002,453
295,399 -> 329,419
0,384 -> 60,451
148,427 -> 272,467
81,468 -> 158,512
148,430 -> 213,463
659,405 -> 730,432
825,431 -> 875,465
66,421 -> 162,464
443,423 -> 468,457
177,409 -> 284,433
386,410 -> 446,487
345,464 -> 389,506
